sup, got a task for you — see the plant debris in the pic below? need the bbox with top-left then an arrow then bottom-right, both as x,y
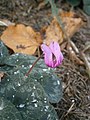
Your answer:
1,24 -> 42,55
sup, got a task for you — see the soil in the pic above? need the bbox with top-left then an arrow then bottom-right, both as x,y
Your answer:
0,0 -> 90,120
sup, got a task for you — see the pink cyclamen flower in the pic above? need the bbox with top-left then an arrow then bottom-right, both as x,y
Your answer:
41,41 -> 64,68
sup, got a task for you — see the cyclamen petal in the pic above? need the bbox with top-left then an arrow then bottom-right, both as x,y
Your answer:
41,41 -> 64,68
41,44 -> 53,67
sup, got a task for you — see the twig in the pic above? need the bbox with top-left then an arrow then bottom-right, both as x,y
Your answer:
65,103 -> 75,116
81,52 -> 90,78
70,41 -> 79,53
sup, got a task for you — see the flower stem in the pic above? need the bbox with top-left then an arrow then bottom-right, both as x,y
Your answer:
25,55 -> 42,77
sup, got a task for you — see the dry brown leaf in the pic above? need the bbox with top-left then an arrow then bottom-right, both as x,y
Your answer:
43,18 -> 64,45
0,71 -> 4,82
1,24 -> 42,55
37,1 -> 46,10
60,41 -> 67,51
44,11 -> 83,45
0,19 -> 15,26
59,11 -> 74,18
62,18 -> 83,39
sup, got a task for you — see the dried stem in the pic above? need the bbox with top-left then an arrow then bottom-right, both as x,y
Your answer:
81,52 -> 90,78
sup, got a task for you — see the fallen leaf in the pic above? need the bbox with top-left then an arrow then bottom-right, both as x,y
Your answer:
1,24 -> 42,55
0,71 -> 4,82
0,19 -> 15,26
43,18 -> 64,45
44,11 -> 83,45
37,1 -> 46,10
59,11 -> 74,17
62,18 -> 83,39
59,11 -> 83,39
60,41 -> 67,51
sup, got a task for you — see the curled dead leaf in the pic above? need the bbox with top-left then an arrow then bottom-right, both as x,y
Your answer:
59,11 -> 83,39
59,11 -> 74,18
0,71 -> 4,82
43,18 -> 63,45
62,17 -> 83,39
44,11 -> 83,45
1,24 -> 42,55
0,19 -> 15,26
60,41 -> 67,51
